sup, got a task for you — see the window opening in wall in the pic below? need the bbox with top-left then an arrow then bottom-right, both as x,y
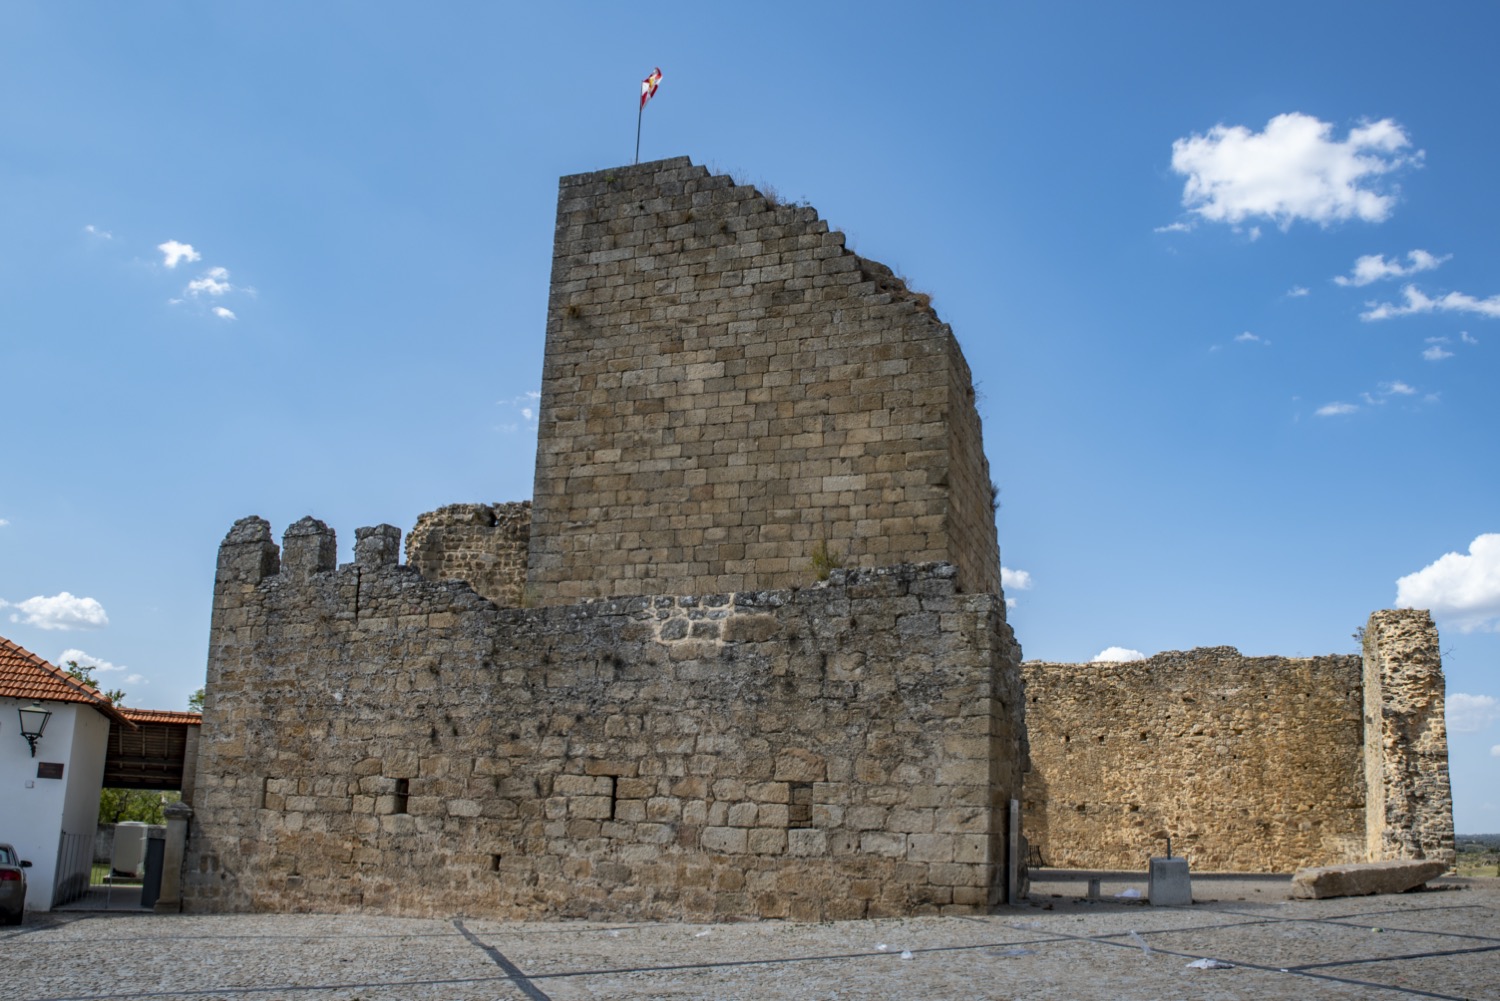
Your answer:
260,776 -> 270,809
788,782 -> 813,828
609,776 -> 619,820
394,778 -> 410,814
490,854 -> 502,873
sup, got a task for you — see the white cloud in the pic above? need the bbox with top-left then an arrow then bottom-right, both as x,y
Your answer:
1355,381 -> 1429,408
1235,331 -> 1266,344
1092,646 -> 1147,663
186,266 -> 233,297
1363,285 -> 1500,321
1395,533 -> 1500,632
57,648 -> 127,673
1446,693 -> 1500,733
1001,567 -> 1034,592
1170,113 -> 1419,228
158,240 -> 201,268
1334,250 -> 1448,287
1423,344 -> 1453,361
495,391 -> 542,434
84,224 -> 113,240
1316,402 -> 1358,417
0,518 -> 9,527
7,591 -> 110,630
1462,331 -> 1479,344
213,306 -> 237,320
1287,286 -> 1310,298
1492,745 -> 1500,758
1154,222 -> 1193,234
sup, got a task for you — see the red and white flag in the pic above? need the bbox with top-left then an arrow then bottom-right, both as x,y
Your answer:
640,67 -> 662,109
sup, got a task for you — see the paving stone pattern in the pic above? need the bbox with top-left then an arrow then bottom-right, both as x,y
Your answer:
10,878 -> 1499,1000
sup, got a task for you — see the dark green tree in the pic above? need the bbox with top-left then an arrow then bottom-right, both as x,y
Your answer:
63,659 -> 125,705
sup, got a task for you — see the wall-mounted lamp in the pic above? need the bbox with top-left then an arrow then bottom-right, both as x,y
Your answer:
18,702 -> 51,758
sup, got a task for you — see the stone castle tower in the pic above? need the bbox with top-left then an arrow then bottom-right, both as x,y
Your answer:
526,158 -> 1000,603
183,159 -> 1028,921
181,158 -> 1450,924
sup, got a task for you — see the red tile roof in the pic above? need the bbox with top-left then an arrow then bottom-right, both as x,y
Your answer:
117,707 -> 202,726
0,635 -> 133,727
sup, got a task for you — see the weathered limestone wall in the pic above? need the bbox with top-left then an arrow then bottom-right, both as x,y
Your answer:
405,502 -> 531,608
1363,609 -> 1454,865
185,517 -> 1024,921
527,157 -> 1001,603
1022,649 -> 1369,872
1023,631 -> 1455,873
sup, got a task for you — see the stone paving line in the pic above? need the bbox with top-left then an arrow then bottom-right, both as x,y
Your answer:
1,877 -> 1495,1001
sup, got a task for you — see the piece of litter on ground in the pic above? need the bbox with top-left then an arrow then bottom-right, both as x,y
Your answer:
1185,958 -> 1234,970
875,943 -> 889,951
900,950 -> 914,960
694,929 -> 712,937
1116,888 -> 1142,899
607,930 -> 620,937
1128,931 -> 1152,956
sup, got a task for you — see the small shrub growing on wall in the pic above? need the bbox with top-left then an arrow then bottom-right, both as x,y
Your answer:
810,540 -> 842,581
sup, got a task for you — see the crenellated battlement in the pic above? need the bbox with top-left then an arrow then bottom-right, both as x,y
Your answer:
214,516 -> 407,589
190,523 -> 1024,922
188,158 -> 1452,922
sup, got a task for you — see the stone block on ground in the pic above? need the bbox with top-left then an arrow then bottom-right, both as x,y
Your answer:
1148,856 -> 1191,906
1290,859 -> 1447,899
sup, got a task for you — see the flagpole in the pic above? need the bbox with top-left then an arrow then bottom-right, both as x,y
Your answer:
635,102 -> 643,165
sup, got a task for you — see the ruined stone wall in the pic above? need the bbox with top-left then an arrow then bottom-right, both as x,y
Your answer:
1364,609 -> 1454,865
1022,633 -> 1455,873
405,502 -> 531,608
186,517 -> 1024,921
1022,649 -> 1369,872
527,157 -> 1001,603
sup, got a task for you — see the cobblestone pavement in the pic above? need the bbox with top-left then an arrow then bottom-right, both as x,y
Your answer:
4,877 -> 1497,1000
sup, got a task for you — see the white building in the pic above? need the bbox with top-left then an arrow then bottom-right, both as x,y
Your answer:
1,636 -> 129,912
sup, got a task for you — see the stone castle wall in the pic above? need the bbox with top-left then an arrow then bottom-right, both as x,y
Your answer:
405,502 -> 531,607
1022,629 -> 1454,872
181,159 -> 1455,921
526,158 -> 1000,604
185,517 -> 1025,921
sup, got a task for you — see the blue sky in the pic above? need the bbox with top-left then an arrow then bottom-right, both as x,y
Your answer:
3,3 -> 1497,832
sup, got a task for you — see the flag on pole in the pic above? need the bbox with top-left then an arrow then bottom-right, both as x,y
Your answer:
640,67 -> 662,109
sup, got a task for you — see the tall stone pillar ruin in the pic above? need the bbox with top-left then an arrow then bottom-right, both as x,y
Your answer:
1363,609 -> 1455,865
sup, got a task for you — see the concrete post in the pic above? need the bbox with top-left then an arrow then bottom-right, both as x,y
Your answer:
155,800 -> 193,914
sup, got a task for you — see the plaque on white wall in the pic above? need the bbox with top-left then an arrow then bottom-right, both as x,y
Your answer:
37,762 -> 64,780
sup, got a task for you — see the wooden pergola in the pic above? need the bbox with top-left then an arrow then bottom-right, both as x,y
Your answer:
104,708 -> 202,795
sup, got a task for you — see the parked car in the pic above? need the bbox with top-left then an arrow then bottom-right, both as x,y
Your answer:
0,843 -> 31,924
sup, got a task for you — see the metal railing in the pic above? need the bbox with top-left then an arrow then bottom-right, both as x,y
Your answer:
53,831 -> 93,906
